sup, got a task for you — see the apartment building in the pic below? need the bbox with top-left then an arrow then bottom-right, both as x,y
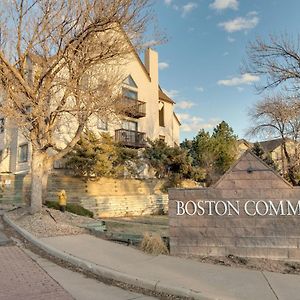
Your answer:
0,47 -> 180,174
237,138 -> 297,175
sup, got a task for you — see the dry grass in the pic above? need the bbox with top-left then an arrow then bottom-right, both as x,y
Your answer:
140,232 -> 169,255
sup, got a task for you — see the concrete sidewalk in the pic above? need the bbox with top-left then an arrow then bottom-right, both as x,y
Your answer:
4,213 -> 300,300
24,248 -> 157,300
39,234 -> 300,300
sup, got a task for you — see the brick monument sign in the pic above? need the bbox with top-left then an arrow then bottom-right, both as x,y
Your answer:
169,150 -> 300,260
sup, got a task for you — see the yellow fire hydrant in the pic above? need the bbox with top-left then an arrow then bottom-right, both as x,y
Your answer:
58,190 -> 67,212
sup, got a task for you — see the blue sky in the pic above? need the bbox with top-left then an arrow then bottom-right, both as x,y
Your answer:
147,0 -> 300,142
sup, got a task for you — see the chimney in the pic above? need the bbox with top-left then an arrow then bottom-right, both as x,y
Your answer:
144,48 -> 158,84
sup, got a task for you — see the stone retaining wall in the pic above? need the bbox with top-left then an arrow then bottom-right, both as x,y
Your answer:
0,175 -> 170,218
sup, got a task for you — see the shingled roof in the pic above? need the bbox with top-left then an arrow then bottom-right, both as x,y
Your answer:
258,138 -> 285,153
158,86 -> 175,104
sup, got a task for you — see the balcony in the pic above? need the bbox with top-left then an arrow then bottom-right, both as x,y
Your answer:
115,129 -> 147,148
119,97 -> 146,118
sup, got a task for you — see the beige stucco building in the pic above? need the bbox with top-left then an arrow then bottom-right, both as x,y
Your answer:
0,47 -> 180,174
237,138 -> 297,175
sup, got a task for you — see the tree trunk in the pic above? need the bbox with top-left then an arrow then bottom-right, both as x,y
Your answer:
282,140 -> 297,185
42,169 -> 49,204
30,150 -> 48,214
42,159 -> 52,204
288,167 -> 297,186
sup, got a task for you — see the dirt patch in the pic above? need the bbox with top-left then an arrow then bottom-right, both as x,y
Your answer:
183,254 -> 300,275
6,206 -> 96,238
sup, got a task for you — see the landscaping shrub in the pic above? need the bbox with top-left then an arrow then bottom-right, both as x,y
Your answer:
45,200 -> 60,210
45,201 -> 94,218
140,232 -> 169,255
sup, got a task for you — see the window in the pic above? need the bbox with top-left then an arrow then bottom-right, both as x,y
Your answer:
159,101 -> 165,127
98,119 -> 108,131
123,75 -> 138,88
123,88 -> 138,100
122,120 -> 138,131
18,144 -> 28,163
0,118 -> 4,133
25,106 -> 32,113
159,135 -> 165,142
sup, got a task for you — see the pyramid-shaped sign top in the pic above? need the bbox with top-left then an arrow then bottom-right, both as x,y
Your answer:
213,150 -> 292,190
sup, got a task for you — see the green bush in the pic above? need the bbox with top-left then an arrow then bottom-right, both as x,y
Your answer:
45,201 -> 94,218
66,203 -> 94,218
45,200 -> 60,210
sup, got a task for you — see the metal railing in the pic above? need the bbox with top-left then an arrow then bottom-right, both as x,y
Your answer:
115,129 -> 147,148
120,97 -> 146,118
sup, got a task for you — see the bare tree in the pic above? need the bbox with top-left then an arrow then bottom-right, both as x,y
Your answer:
0,0 -> 153,213
245,34 -> 300,93
248,95 -> 300,185
245,34 -> 300,184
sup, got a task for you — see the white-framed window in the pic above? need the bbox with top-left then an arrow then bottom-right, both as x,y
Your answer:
122,120 -> 138,131
18,143 -> 28,163
123,75 -> 138,88
123,75 -> 138,102
159,135 -> 165,142
98,119 -> 108,131
123,87 -> 138,100
0,118 -> 4,133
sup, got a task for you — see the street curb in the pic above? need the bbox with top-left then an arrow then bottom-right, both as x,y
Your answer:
3,214 -> 213,300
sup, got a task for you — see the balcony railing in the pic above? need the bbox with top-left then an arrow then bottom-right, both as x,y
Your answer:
115,129 -> 147,148
119,97 -> 146,118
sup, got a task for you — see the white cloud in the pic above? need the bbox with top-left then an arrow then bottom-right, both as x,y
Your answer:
223,51 -> 229,56
182,2 -> 198,17
178,114 -> 220,133
163,89 -> 179,99
227,36 -> 235,42
210,0 -> 239,11
164,0 -> 172,5
219,13 -> 259,33
218,73 -> 260,86
177,100 -> 195,109
158,62 -> 169,70
195,86 -> 204,92
140,39 -> 160,48
176,113 -> 191,121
